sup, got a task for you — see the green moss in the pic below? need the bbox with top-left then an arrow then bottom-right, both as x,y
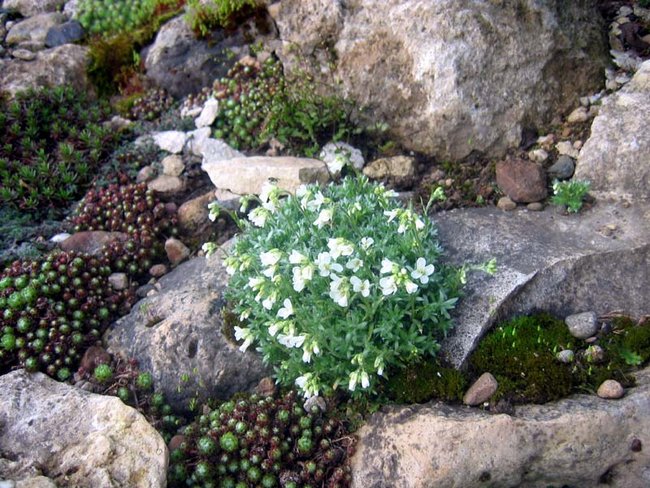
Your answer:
469,313 -> 576,403
384,360 -> 467,404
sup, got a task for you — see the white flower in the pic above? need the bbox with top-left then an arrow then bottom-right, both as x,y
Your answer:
277,332 -> 306,348
258,180 -> 276,203
380,258 -> 397,275
248,207 -> 269,227
411,257 -> 435,284
302,340 -> 320,363
329,275 -> 349,307
262,291 -> 277,310
292,267 -> 306,292
295,185 -> 308,198
360,370 -> 370,389
348,370 -> 359,392
289,250 -> 308,265
224,256 -> 238,275
404,280 -> 418,294
380,276 -> 397,296
346,257 -> 363,273
260,249 -> 282,267
233,326 -> 254,352
292,264 -> 315,292
327,153 -> 348,174
268,321 -> 281,337
313,208 -> 333,228
305,191 -> 325,212
277,298 -> 294,319
295,373 -> 310,390
360,237 -> 374,250
327,238 -> 354,259
384,209 -> 399,222
315,252 -> 343,277
374,356 -> 385,377
262,265 -> 277,278
384,189 -> 399,198
247,276 -> 264,290
350,276 -> 371,297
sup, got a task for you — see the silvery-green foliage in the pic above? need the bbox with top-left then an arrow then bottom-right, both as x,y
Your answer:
207,176 -> 491,399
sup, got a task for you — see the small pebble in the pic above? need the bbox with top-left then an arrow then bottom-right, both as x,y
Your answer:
536,134 -> 555,147
149,264 -> 168,278
497,196 -> 517,211
161,154 -> 185,177
573,140 -> 583,150
556,349 -> 575,363
527,202 -> 543,211
556,141 -> 580,159
584,344 -> 605,364
463,372 -> 498,406
565,311 -> 599,339
136,165 -> 157,184
304,395 -> 327,413
11,48 -> 36,61
566,107 -> 589,124
597,379 -> 625,399
548,155 -> 575,180
50,232 -> 71,243
528,148 -> 549,163
108,272 -> 129,290
255,377 -> 277,397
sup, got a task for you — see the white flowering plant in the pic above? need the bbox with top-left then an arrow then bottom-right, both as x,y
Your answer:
205,176 -> 495,399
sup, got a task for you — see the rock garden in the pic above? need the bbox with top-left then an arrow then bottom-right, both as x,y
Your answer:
0,0 -> 649,487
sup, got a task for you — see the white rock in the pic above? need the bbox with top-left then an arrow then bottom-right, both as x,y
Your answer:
199,137 -> 245,162
49,233 -> 70,243
319,142 -> 365,173
108,273 -> 129,290
565,311 -> 599,339
0,370 -> 167,487
185,127 -> 213,157
152,130 -> 188,154
161,154 -> 185,177
203,156 -> 330,195
528,148 -> 549,163
566,106 -> 589,124
610,50 -> 642,72
194,97 -> 219,128
556,141 -> 580,159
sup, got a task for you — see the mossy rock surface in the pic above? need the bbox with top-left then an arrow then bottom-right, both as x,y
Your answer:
385,314 -> 650,406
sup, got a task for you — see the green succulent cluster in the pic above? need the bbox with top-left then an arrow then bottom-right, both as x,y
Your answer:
70,182 -> 179,277
0,87 -> 118,214
0,252 -> 135,381
77,0 -> 163,36
208,57 -> 358,155
168,391 -> 353,487
185,0 -> 259,38
121,88 -> 176,121
210,58 -> 283,150
88,357 -> 185,442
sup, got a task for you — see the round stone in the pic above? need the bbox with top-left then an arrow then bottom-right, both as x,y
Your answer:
565,311 -> 599,339
597,380 -> 624,399
497,196 -> 517,211
556,350 -> 575,363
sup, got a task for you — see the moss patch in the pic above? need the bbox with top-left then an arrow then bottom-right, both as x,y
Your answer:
384,314 -> 650,406
383,360 -> 467,404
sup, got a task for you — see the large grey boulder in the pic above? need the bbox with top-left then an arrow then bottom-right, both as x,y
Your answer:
575,60 -> 650,201
436,201 -> 650,368
2,0 -> 65,17
105,247 -> 271,411
143,12 -> 277,98
351,366 -> 650,488
0,370 -> 167,488
0,44 -> 92,98
275,0 -> 608,161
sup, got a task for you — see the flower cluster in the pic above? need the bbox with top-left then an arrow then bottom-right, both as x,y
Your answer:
209,176 -> 468,399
